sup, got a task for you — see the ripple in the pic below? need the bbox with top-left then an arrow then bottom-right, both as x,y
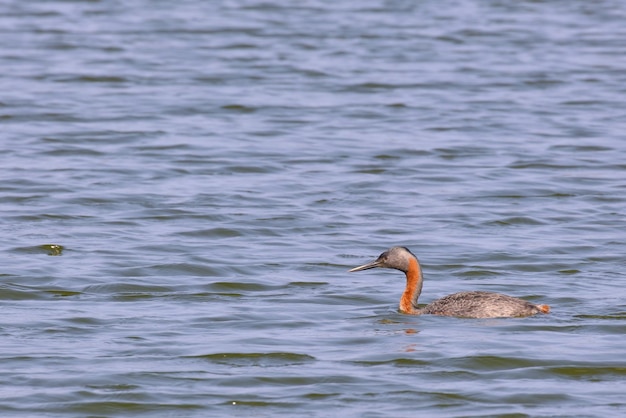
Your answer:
352,358 -> 429,367
548,366 -> 626,379
188,352 -> 316,367
0,284 -> 45,300
84,283 -> 174,297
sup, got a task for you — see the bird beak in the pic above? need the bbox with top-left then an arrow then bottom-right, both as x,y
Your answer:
348,259 -> 383,272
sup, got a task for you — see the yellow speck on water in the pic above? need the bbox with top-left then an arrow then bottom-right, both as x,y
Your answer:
41,244 -> 64,256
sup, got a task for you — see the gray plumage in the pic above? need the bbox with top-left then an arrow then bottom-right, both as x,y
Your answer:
419,290 -> 546,318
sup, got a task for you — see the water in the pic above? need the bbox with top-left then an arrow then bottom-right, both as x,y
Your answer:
1,0 -> 625,416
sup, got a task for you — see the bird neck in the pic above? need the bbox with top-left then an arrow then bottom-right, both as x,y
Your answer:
399,256 -> 424,314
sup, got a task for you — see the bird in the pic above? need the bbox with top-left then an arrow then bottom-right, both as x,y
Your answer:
348,246 -> 550,318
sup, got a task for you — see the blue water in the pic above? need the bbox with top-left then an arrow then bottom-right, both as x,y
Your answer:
1,1 -> 625,416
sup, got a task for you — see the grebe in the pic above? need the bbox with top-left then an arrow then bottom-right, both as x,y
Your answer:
349,246 -> 550,318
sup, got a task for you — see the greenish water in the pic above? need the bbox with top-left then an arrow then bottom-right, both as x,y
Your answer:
1,1 -> 625,416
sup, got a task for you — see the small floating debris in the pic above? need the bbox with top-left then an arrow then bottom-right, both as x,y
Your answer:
10,244 -> 65,256
40,244 -> 64,256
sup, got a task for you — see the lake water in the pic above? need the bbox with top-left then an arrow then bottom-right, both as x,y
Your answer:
1,1 -> 625,416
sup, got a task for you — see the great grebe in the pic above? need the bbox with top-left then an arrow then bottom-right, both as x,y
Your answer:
349,246 -> 550,318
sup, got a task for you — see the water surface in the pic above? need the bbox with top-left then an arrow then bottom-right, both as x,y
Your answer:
1,1 -> 625,416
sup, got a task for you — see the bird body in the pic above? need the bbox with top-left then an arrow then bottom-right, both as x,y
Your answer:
419,291 -> 549,318
349,246 -> 550,318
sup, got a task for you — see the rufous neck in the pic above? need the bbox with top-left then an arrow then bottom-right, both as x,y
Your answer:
399,256 -> 423,314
